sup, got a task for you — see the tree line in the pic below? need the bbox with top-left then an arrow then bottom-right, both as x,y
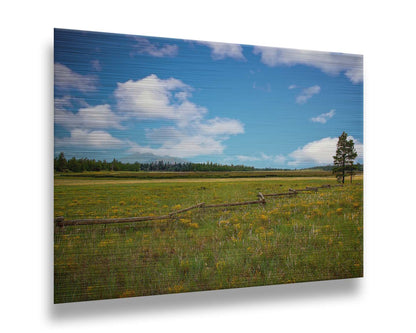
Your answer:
54,152 -> 256,172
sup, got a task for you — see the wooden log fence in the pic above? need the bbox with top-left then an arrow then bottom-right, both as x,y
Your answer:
203,199 -> 264,209
263,191 -> 297,197
54,183 -> 343,227
55,203 -> 205,227
289,188 -> 313,193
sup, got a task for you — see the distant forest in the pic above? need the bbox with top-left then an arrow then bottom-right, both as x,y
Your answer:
54,152 -> 363,173
54,152 -> 257,172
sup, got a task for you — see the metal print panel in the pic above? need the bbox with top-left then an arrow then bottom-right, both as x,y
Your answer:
54,28 -> 363,303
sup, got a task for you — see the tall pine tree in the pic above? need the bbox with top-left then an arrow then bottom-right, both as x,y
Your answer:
333,132 -> 358,183
56,152 -> 67,172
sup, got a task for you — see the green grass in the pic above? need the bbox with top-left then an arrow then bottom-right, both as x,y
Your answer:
54,177 -> 363,303
55,169 -> 337,180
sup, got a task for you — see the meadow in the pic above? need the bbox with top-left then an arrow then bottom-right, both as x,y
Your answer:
54,174 -> 363,303
55,169 -> 332,180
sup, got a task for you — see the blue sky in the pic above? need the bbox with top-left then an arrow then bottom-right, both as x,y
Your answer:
54,28 -> 363,168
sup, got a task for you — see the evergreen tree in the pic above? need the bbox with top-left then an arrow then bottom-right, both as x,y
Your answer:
56,152 -> 67,172
333,132 -> 358,183
67,157 -> 82,172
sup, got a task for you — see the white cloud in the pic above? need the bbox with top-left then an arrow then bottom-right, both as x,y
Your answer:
133,37 -> 178,57
260,153 -> 287,164
139,117 -> 243,158
54,95 -> 127,151
145,127 -> 184,144
55,129 -> 125,149
273,155 -> 287,164
253,82 -> 271,92
197,117 -> 244,136
260,153 -> 272,160
253,46 -> 363,83
54,95 -> 89,110
54,63 -> 97,92
311,109 -> 336,124
296,85 -> 321,104
235,153 -> 286,164
236,155 -> 261,162
76,105 -> 124,129
55,74 -> 245,158
288,84 -> 297,90
288,136 -> 363,167
115,74 -> 206,126
352,137 -> 364,160
135,117 -> 244,158
128,135 -> 225,158
55,100 -> 124,130
199,41 -> 245,60
345,66 -> 363,83
115,74 -> 244,158
174,91 -> 190,101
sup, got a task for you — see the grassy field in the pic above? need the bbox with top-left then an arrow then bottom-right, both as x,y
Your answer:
55,169 -> 334,180
54,174 -> 363,303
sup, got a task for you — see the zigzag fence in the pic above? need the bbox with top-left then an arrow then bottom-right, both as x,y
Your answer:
54,184 -> 343,227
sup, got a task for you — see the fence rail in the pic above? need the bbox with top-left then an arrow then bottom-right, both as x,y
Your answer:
55,183 -> 343,227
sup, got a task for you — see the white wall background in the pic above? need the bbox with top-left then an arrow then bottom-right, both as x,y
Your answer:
2,0 -> 415,331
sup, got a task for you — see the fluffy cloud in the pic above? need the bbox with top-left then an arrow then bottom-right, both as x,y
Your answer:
54,63 -> 97,92
253,47 -> 363,83
54,95 -> 89,110
235,153 -> 286,164
236,155 -> 261,162
296,85 -> 321,104
260,153 -> 287,164
55,101 -> 124,130
115,74 -> 206,126
288,136 -> 363,167
55,73 -> 244,158
197,117 -> 244,136
141,118 -> 244,158
131,117 -> 244,158
199,41 -> 245,60
271,154 -> 287,164
55,129 -> 125,149
54,95 -> 126,151
288,84 -> 297,90
128,135 -> 226,158
311,109 -> 336,124
133,37 -> 178,57
115,74 -> 244,158
144,127 -> 184,144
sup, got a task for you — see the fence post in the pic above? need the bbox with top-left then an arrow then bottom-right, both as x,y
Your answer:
258,192 -> 266,205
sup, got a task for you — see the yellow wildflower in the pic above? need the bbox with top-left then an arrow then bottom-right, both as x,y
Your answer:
259,214 -> 268,221
119,290 -> 136,298
215,260 -> 226,270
